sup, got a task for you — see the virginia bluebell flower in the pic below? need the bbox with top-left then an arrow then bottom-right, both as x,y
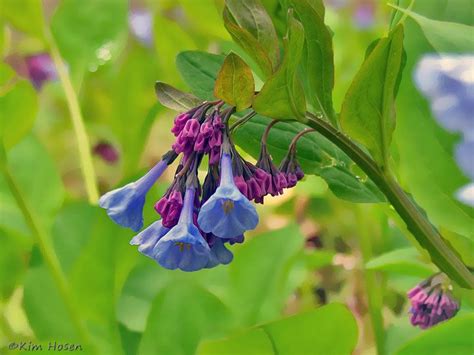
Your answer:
99,151 -> 176,231
205,236 -> 234,268
154,186 -> 211,271
198,151 -> 259,238
415,54 -> 474,206
407,274 -> 460,329
129,9 -> 153,47
130,220 -> 170,258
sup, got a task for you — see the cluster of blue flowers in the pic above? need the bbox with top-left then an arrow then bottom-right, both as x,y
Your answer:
99,103 -> 306,271
414,54 -> 474,206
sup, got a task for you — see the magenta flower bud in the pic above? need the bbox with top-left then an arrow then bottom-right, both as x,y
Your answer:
209,147 -> 221,165
155,190 -> 184,228
93,141 -> 119,164
407,274 -> 460,329
247,177 -> 263,200
171,113 -> 191,136
286,172 -> 298,188
234,175 -> 249,198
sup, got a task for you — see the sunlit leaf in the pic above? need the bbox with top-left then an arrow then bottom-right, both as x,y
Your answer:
391,5 -> 474,53
0,64 -> 38,149
197,303 -> 358,355
291,0 -> 335,123
340,25 -> 405,167
253,10 -> 306,121
214,52 -> 255,111
155,82 -> 202,112
1,0 -> 44,38
138,283 -> 233,355
395,314 -> 474,355
224,0 -> 279,77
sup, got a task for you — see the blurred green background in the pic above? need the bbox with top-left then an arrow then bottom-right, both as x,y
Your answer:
0,0 -> 473,354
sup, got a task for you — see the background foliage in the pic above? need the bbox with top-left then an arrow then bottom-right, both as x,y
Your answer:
0,0 -> 473,354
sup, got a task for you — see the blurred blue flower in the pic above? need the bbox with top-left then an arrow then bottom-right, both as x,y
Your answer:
99,159 -> 169,231
206,238 -> 234,269
414,54 -> 474,207
129,9 -> 153,47
198,153 -> 259,239
353,2 -> 375,29
130,220 -> 170,257
153,187 -> 211,271
415,54 -> 474,134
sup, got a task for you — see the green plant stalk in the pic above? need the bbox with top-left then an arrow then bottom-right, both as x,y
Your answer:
2,167 -> 95,352
305,112 -> 474,289
44,33 -> 99,204
356,207 -> 385,355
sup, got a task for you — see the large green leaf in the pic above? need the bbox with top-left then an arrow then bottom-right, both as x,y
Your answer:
51,0 -> 128,71
393,0 -> 474,245
170,50 -> 384,203
340,25 -> 405,167
0,135 -> 64,235
224,0 -> 280,77
23,202 -> 138,354
176,51 -> 225,101
197,303 -> 358,355
392,5 -> 474,53
365,247 -> 435,277
253,11 -> 307,121
291,0 -> 335,122
138,283 -> 233,355
227,225 -> 305,325
395,314 -> 474,355
214,52 -> 255,111
0,64 -> 38,149
0,229 -> 28,300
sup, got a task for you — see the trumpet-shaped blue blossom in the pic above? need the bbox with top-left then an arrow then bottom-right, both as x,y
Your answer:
206,237 -> 234,268
198,153 -> 259,238
130,220 -> 170,258
99,159 -> 169,231
153,187 -> 210,271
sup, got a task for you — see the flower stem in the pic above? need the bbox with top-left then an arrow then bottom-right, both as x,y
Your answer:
1,167 -> 95,352
305,112 -> 474,289
44,31 -> 99,204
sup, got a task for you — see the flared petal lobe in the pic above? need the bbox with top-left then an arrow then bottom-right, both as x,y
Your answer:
99,159 -> 168,231
130,220 -> 170,257
198,153 -> 258,238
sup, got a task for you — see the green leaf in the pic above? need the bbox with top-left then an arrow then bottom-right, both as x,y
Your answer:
175,50 -> 384,202
224,0 -> 280,77
24,202 -> 138,354
0,65 -> 38,149
1,0 -> 44,38
0,229 -> 27,300
391,5 -> 474,53
51,0 -> 127,71
228,225 -> 305,325
0,135 -> 64,235
176,51 -> 225,101
395,314 -> 474,355
214,53 -> 255,111
198,303 -> 358,355
365,247 -> 435,277
291,0 -> 335,123
393,1 -> 474,243
155,82 -> 202,112
340,25 -> 405,167
138,283 -> 233,355
253,11 -> 307,121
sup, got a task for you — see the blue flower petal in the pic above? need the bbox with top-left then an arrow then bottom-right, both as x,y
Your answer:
198,184 -> 258,238
455,140 -> 474,180
206,239 -> 234,268
456,182 -> 474,207
130,220 -> 170,258
99,183 -> 146,231
153,223 -> 210,272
